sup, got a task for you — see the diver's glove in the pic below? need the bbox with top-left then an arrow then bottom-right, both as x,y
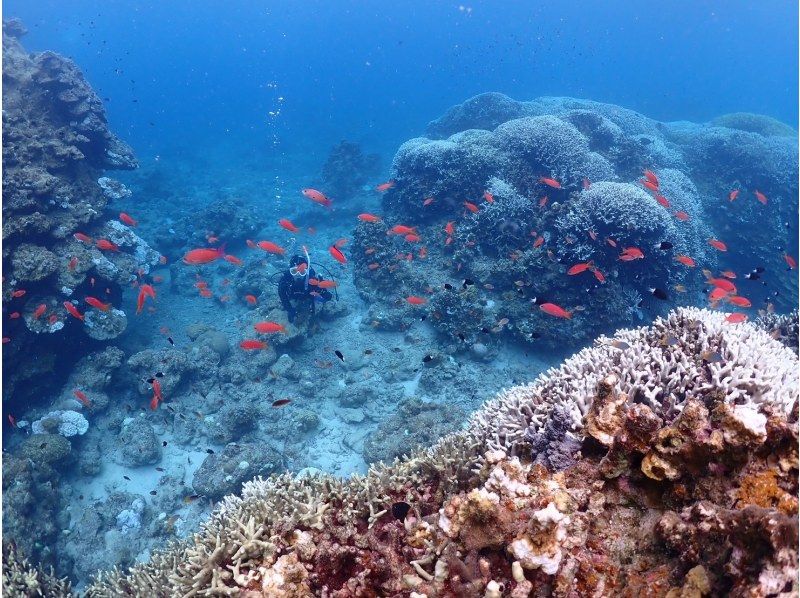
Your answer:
287,307 -> 296,323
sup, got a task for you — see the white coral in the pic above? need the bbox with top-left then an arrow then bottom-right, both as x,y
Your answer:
31,410 -> 88,437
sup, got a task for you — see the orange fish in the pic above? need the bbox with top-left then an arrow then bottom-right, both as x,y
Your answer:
754,190 -> 767,205
404,234 -> 421,243
708,239 -> 727,252
159,255 -> 168,265
141,284 -> 156,300
727,295 -> 751,308
729,189 -> 740,201
239,339 -> 267,351
334,238 -> 349,248
199,289 -> 213,298
538,196 -> 549,208
389,225 -> 416,236
785,254 -> 797,269
464,201 -> 479,213
582,177 -> 591,190
483,191 -> 494,203
675,211 -> 690,222
707,278 -> 736,293
224,254 -> 243,266
444,222 -> 455,236
375,180 -> 395,192
9,312 -> 20,319
1,338 -> 9,344
315,280 -> 338,289
329,245 -> 347,264
709,287 -> 729,301
183,246 -> 225,264
423,197 -> 435,206
207,235 -> 219,244
33,304 -> 47,319
619,247 -> 644,261
640,179 -> 659,192
725,312 -> 748,324
63,301 -> 84,321
418,247 -> 427,259
96,239 -> 119,252
73,232 -> 92,244
358,213 -> 382,223
85,296 -> 111,312
654,194 -> 671,208
48,315 -> 58,325
567,262 -> 593,276
254,321 -> 286,334
68,257 -> 79,271
539,177 -> 561,189
445,237 -> 453,246
675,255 -> 696,267
278,218 -> 299,233
302,188 -> 332,207
720,270 -> 736,279
593,269 -> 606,283
406,296 -> 427,306
152,276 -> 164,283
643,169 -> 659,186
257,241 -> 286,255
533,236 -> 545,248
605,237 -> 617,248
246,239 -> 258,249
245,294 -> 257,305
540,303 -> 571,319
73,390 -> 91,407
11,290 -> 25,298
151,379 -> 163,410
367,263 -> 380,270
119,212 -> 137,227
588,230 -> 597,241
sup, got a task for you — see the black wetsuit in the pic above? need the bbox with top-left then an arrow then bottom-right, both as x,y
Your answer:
277,267 -> 332,322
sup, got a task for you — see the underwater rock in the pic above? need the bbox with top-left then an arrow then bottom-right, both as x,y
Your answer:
83,307 -> 127,340
710,112 -> 798,137
206,401 -> 256,445
10,243 -> 60,281
426,91 -> 529,138
191,442 -> 282,500
115,417 -> 161,466
19,433 -> 72,464
127,347 -> 195,397
97,176 -> 132,201
318,140 -> 381,201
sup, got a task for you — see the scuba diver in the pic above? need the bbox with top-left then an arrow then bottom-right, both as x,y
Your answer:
277,248 -> 335,323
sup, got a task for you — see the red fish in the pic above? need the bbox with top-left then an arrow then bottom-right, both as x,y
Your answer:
707,278 -> 736,293
539,177 -> 561,189
483,191 -> 494,203
334,238 -> 349,248
709,287 -> 729,302
257,241 -> 286,255
404,233 -> 421,243
159,255 -> 168,265
1,338 -> 9,345
785,254 -> 797,269
708,239 -> 727,252
278,218 -> 299,233
246,239 -> 258,249
7,414 -> 16,427
375,180 -> 395,192
245,294 -> 257,305
444,222 -> 455,236
96,239 -> 119,252
254,321 -> 286,334
199,289 -> 213,298
389,225 -> 416,236
33,304 -> 47,319
675,255 -> 696,267
619,247 -> 644,261
539,302 -> 571,319
119,212 -> 137,227
302,188 -> 332,207
640,179 -> 659,192
48,315 -> 59,325
240,339 -> 268,350
141,284 -> 156,300
538,196 -> 549,208
423,197 -> 436,206
9,312 -> 20,319
358,213 -> 382,223
68,257 -> 79,271
329,245 -> 347,264
418,247 -> 428,259
406,296 -> 427,306
588,230 -> 597,241
10,289 -> 25,298
675,211 -> 690,222
73,390 -> 91,407
73,232 -> 92,244
183,246 -> 225,264
85,296 -> 111,312
655,194 -> 671,208
313,279 -> 337,289
464,201 -> 479,213
63,301 -> 84,321
727,295 -> 752,308
224,254 -> 243,266
533,236 -> 545,248
720,270 -> 737,279
367,263 -> 380,270
729,189 -> 740,201
643,169 -> 659,186
567,262 -> 593,276
150,379 -> 163,411
605,237 -> 617,248
754,190 -> 768,205
593,269 -> 606,283
582,178 -> 591,190
725,313 -> 748,324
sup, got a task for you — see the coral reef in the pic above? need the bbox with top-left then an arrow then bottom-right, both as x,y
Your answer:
77,308 -> 798,596
2,21 -> 158,407
318,140 -> 381,201
2,543 -> 72,598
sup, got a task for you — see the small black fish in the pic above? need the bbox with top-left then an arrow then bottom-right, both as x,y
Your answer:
155,467 -> 165,472
155,372 -> 164,378
272,399 -> 292,408
206,448 -> 215,454
462,279 -> 474,288
146,378 -> 155,384
79,495 -> 84,500
457,333 -> 466,342
391,501 -> 411,521
655,241 -> 673,251
443,283 -> 454,291
745,273 -> 760,280
649,287 -> 669,301
39,442 -> 47,449
754,266 -> 765,273
162,441 -> 168,447
334,350 -> 344,362
183,494 -> 200,504
392,347 -> 402,353
123,475 -> 131,481
530,332 -> 541,339
422,355 -> 434,363
363,349 -> 373,355
149,490 -> 157,496
530,296 -> 546,305
167,337 -> 174,346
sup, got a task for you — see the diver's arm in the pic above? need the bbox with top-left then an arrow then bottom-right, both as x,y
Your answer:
278,275 -> 293,311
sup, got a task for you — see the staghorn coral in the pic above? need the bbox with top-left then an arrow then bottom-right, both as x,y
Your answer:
75,308 -> 797,596
2,542 -> 72,598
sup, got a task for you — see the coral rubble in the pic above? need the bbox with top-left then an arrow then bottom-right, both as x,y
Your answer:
74,308 -> 797,596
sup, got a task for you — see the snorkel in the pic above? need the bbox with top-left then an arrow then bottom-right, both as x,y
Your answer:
302,245 -> 311,290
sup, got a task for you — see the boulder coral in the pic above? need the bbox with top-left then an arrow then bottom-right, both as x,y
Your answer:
71,308 -> 797,596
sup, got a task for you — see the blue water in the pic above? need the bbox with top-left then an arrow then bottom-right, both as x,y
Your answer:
8,0 -> 798,163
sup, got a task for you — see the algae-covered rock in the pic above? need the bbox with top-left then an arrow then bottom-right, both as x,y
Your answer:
116,417 -> 161,466
192,442 -> 282,500
19,433 -> 71,464
84,308 -> 127,340
11,243 -> 59,281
